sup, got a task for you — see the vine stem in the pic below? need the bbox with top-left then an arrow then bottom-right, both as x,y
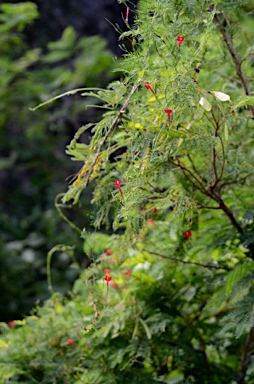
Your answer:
143,248 -> 230,271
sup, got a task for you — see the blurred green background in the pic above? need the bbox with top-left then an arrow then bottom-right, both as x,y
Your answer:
0,0 -> 136,321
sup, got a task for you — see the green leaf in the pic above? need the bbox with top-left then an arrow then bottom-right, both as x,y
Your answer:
132,272 -> 155,283
139,318 -> 152,340
82,232 -> 111,258
225,262 -> 254,296
231,95 -> 254,110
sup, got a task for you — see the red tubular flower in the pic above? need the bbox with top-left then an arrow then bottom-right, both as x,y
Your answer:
127,38 -> 134,47
104,269 -> 111,275
66,338 -> 74,345
184,230 -> 192,238
164,109 -> 173,122
106,249 -> 112,255
111,282 -> 118,289
145,81 -> 155,95
104,275 -> 112,287
126,6 -> 130,21
153,207 -> 158,214
147,218 -> 154,224
8,321 -> 15,328
113,180 -> 123,194
176,36 -> 185,48
125,269 -> 131,276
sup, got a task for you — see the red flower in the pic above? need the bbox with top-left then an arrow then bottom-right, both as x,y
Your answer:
164,109 -> 173,122
128,38 -> 134,47
125,6 -> 130,21
145,81 -> 155,95
104,275 -> 112,287
140,206 -> 147,211
111,282 -> 118,289
8,321 -> 15,328
153,207 -> 158,214
106,249 -> 112,255
176,36 -> 185,48
132,297 -> 137,305
66,338 -> 74,345
147,218 -> 154,224
104,269 -> 111,275
184,230 -> 192,238
125,269 -> 131,276
113,180 -> 123,194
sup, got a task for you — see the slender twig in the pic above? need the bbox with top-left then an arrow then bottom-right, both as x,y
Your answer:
218,72 -> 242,84
90,291 -> 99,319
217,134 -> 225,181
211,109 -> 221,137
218,172 -> 254,191
196,204 -> 221,210
209,190 -> 243,233
214,13 -> 254,117
211,109 -> 221,183
143,248 -> 230,271
169,157 -> 207,195
237,326 -> 254,384
168,157 -> 243,233
187,154 -> 207,184
212,147 -> 218,180
204,111 -> 216,129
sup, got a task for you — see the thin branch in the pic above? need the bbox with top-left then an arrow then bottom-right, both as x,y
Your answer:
143,248 -> 230,271
217,134 -> 225,181
187,154 -> 207,184
169,157 -> 207,195
209,190 -> 243,233
90,291 -> 99,319
212,147 -> 218,180
237,326 -> 254,384
218,72 -> 242,84
169,157 -> 243,233
204,111 -> 217,129
214,13 -> 254,117
211,109 -> 220,183
196,204 -> 221,210
218,172 -> 254,191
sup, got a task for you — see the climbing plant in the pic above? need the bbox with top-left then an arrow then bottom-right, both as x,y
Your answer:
1,0 -> 254,383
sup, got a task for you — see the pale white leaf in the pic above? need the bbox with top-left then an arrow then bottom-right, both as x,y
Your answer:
210,91 -> 230,101
199,97 -> 212,111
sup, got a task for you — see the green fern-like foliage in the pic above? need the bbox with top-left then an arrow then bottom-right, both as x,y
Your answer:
1,0 -> 254,383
